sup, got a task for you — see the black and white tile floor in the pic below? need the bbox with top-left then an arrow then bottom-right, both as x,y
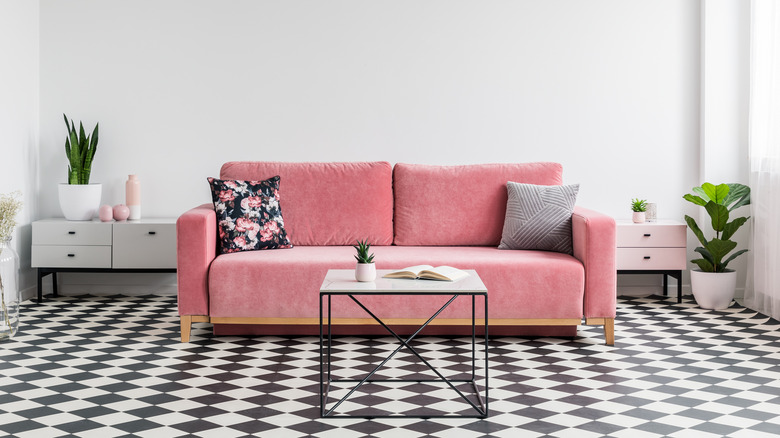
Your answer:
1,294 -> 780,437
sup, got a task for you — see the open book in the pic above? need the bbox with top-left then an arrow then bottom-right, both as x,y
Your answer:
383,265 -> 469,282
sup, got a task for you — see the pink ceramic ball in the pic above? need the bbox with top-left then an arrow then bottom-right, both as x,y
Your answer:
99,205 -> 114,222
113,204 -> 130,221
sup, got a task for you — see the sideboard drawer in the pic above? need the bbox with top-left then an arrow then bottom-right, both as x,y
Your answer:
112,222 -> 177,269
616,222 -> 686,248
32,220 -> 112,246
616,248 -> 687,270
32,245 -> 112,268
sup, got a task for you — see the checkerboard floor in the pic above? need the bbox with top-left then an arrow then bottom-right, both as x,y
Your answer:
1,295 -> 780,437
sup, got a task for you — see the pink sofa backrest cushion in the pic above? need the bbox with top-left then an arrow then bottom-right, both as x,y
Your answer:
220,161 -> 394,246
393,162 -> 564,246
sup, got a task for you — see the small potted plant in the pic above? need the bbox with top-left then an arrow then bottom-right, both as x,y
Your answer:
631,198 -> 647,223
58,114 -> 101,221
354,239 -> 376,282
683,182 -> 750,309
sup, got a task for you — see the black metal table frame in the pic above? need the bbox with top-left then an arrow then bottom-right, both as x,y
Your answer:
319,291 -> 488,419
36,267 -> 177,303
618,269 -> 683,303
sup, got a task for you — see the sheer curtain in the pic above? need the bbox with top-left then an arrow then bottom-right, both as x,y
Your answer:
745,0 -> 780,320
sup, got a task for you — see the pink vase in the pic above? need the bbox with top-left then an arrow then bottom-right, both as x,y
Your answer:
126,175 -> 141,220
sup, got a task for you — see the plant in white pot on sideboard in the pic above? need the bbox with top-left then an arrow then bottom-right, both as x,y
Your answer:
631,198 -> 647,223
683,182 -> 751,309
58,114 -> 101,221
354,239 -> 376,282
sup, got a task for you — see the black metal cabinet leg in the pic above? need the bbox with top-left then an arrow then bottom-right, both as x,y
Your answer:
677,271 -> 682,303
52,272 -> 58,297
37,269 -> 43,303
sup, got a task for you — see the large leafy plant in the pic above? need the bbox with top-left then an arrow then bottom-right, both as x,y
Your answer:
682,183 -> 750,273
64,114 -> 99,184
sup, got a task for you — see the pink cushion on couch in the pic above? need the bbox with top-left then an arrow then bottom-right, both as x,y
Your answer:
393,163 -> 564,246
220,161 -> 394,246
208,245 -> 584,320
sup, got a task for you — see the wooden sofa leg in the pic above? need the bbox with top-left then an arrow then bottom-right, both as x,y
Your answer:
181,315 -> 192,343
604,318 -> 615,346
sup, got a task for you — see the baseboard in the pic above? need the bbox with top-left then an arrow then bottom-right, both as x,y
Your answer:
33,272 -> 177,298
617,284 -> 693,297
20,285 -> 37,302
56,284 -> 177,296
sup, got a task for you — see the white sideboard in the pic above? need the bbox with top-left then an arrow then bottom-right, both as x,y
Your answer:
616,219 -> 687,302
32,218 -> 177,301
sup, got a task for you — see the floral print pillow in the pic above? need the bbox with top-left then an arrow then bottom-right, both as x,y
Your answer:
207,176 -> 293,254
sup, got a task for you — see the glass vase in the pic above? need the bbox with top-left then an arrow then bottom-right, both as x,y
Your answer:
0,237 -> 20,340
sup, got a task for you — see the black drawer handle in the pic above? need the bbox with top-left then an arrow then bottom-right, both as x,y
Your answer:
68,231 -> 76,235
644,256 -> 651,259
643,233 -> 651,237
67,254 -> 75,257
148,231 -> 156,235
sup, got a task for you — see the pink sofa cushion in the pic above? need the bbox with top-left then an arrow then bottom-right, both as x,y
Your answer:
393,163 -> 564,246
208,245 -> 584,320
220,161 -> 394,246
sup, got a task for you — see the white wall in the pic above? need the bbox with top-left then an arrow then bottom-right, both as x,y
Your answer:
0,0 -> 40,299
36,1 -> 703,294
699,0 -> 751,298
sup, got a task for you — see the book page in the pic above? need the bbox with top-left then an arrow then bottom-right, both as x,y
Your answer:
420,266 -> 469,281
382,265 -> 434,279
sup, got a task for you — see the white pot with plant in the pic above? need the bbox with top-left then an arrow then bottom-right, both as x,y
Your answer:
58,114 -> 101,221
354,239 -> 376,282
683,182 -> 750,309
631,198 -> 647,223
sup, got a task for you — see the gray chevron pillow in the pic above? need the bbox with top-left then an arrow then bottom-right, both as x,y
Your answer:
498,182 -> 579,254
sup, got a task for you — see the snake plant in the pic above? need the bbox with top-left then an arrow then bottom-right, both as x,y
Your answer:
64,114 -> 99,184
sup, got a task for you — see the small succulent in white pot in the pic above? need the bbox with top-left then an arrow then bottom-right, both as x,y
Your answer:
354,239 -> 376,282
631,198 -> 647,223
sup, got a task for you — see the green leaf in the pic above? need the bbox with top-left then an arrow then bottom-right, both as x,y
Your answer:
721,216 -> 749,241
725,183 -> 750,211
684,215 -> 708,247
683,194 -> 707,206
702,183 -> 729,204
721,249 -> 748,270
706,238 -> 738,269
694,246 -> 714,265
692,186 -> 708,201
705,201 -> 730,232
691,258 -> 715,272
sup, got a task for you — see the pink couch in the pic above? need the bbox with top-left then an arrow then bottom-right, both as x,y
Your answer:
177,161 -> 617,344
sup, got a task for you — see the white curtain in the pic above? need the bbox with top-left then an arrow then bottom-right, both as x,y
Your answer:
745,0 -> 780,320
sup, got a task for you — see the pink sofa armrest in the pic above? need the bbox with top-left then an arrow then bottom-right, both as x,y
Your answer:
572,206 -> 616,319
177,203 -> 217,316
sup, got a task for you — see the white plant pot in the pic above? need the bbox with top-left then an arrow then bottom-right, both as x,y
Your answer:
690,269 -> 737,310
58,183 -> 102,221
355,263 -> 376,282
632,211 -> 646,223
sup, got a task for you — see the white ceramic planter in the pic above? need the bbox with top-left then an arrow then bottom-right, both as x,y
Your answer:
690,269 -> 737,309
58,183 -> 102,221
632,211 -> 646,223
355,263 -> 376,282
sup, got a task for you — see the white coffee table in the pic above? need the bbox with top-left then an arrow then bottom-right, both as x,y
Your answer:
319,269 -> 488,418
